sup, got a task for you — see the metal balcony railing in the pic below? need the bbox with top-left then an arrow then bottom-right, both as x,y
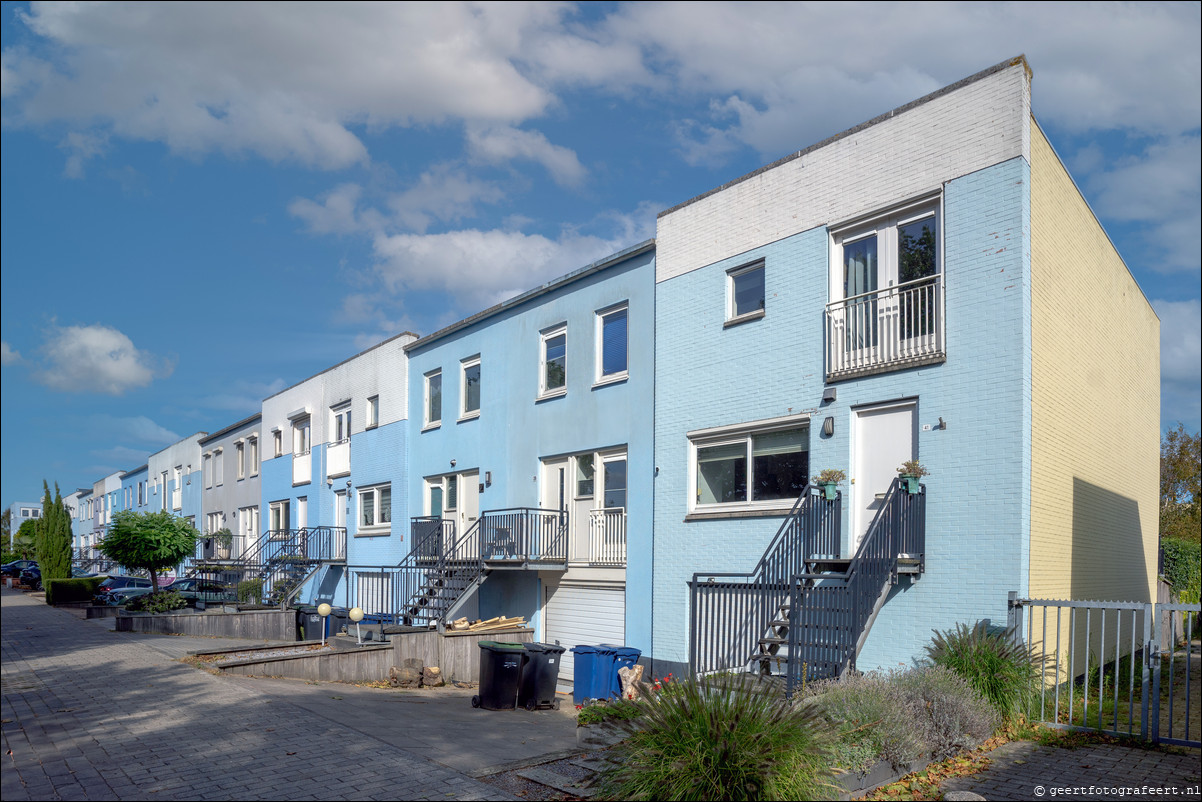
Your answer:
587,508 -> 627,566
825,275 -> 944,379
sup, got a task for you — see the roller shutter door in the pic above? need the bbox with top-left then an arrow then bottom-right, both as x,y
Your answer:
544,583 -> 625,684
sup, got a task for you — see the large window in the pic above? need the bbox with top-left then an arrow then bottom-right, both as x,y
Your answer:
331,404 -> 351,444
424,370 -> 442,428
292,416 -> 311,456
460,357 -> 481,419
359,484 -> 392,531
727,261 -> 765,323
269,500 -> 290,535
540,324 -> 567,398
690,420 -> 809,513
596,303 -> 628,383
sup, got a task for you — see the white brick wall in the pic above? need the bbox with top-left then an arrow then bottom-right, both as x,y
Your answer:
656,61 -> 1030,282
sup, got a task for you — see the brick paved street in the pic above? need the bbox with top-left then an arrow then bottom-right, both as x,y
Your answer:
1,589 -> 516,801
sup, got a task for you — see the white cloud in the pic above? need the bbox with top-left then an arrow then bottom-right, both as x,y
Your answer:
1,341 -> 21,365
88,415 -> 180,446
1154,299 -> 1202,387
199,378 -> 289,413
35,324 -> 172,395
288,183 -> 369,236
466,125 -> 587,187
58,130 -> 108,179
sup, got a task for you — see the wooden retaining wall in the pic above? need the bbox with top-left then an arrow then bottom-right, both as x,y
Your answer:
219,644 -> 394,682
115,609 -> 296,640
394,629 -> 534,683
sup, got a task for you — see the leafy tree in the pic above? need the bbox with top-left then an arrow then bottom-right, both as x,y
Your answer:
101,510 -> 199,591
1,508 -> 11,551
1160,424 -> 1201,544
35,481 -> 73,581
14,520 -> 38,558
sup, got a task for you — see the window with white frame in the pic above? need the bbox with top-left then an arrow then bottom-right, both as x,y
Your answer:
235,441 -> 246,479
460,357 -> 481,419
248,437 -> 259,476
269,500 -> 290,534
366,395 -> 379,429
240,505 -> 260,543
273,430 -> 283,458
596,303 -> 628,383
601,454 -> 627,509
539,324 -> 567,398
689,418 -> 810,514
173,466 -> 183,509
203,453 -> 213,489
206,512 -> 222,535
575,453 -> 595,498
293,416 -> 311,456
359,484 -> 392,531
331,403 -> 351,444
424,370 -> 442,428
213,449 -> 224,487
727,261 -> 765,323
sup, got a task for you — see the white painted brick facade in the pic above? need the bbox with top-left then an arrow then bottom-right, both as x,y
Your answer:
656,61 -> 1030,282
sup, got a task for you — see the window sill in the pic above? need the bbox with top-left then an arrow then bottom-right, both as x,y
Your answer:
536,388 -> 567,403
355,528 -> 391,538
457,412 -> 480,423
685,506 -> 794,522
365,423 -> 378,431
422,421 -> 442,432
724,309 -> 765,329
592,373 -> 628,390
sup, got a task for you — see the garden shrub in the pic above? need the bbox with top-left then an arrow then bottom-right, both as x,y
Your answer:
577,699 -> 643,727
597,674 -> 837,801
891,666 -> 999,759
237,578 -> 264,604
45,577 -> 104,605
804,671 -> 926,771
1161,537 -> 1201,605
125,591 -> 186,613
925,621 -> 1042,721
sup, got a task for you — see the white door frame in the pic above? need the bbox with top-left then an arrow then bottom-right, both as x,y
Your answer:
851,400 -> 917,554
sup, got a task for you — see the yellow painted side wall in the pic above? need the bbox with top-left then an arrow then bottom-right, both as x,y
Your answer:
1028,120 -> 1160,610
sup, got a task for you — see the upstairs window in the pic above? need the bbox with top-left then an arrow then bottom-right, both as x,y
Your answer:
248,437 -> 259,476
273,430 -> 283,458
727,261 -> 765,324
596,303 -> 628,383
540,325 -> 567,398
331,404 -> 351,444
366,395 -> 379,429
424,370 -> 442,428
359,484 -> 392,530
213,450 -> 224,487
461,357 -> 481,419
235,441 -> 246,479
293,417 -> 311,456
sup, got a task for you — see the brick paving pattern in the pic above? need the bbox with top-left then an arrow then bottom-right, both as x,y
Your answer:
1,589 -> 515,801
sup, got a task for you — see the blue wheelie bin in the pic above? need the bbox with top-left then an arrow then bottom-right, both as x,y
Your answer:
602,645 -> 643,700
591,645 -> 618,700
570,645 -> 600,705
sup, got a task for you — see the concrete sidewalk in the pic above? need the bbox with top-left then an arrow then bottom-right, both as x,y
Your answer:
1,588 -> 577,801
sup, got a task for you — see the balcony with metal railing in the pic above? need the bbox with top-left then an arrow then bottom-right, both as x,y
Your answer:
825,275 -> 944,380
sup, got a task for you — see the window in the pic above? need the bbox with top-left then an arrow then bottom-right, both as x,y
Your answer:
689,419 -> 810,514
293,417 -> 311,456
460,357 -> 481,419
602,456 -> 627,509
575,454 -> 595,498
540,324 -> 567,398
273,430 -> 283,458
269,500 -> 290,534
359,484 -> 392,530
203,453 -> 213,489
366,395 -> 379,429
213,449 -> 224,487
235,441 -> 246,479
331,404 -> 351,445
240,505 -> 260,542
424,370 -> 442,428
137,481 -> 144,506
248,437 -> 259,476
727,261 -> 765,323
206,512 -> 222,535
596,304 -> 628,383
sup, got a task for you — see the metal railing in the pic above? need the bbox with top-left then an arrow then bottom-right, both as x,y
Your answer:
826,275 -> 943,379
480,508 -> 567,564
410,516 -> 456,563
1009,594 -> 1200,747
689,486 -> 841,678
786,478 -> 925,694
587,508 -> 627,565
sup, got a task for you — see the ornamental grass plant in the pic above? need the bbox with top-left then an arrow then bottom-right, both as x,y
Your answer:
925,620 -> 1043,721
596,673 -> 837,801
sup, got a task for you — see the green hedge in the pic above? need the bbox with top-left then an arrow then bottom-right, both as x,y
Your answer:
1162,537 -> 1201,604
45,576 -> 105,605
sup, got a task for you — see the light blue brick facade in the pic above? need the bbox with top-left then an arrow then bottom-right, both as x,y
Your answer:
650,158 -> 1032,675
344,420 -> 409,566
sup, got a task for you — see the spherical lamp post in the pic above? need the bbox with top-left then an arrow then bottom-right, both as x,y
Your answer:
317,602 -> 332,646
349,606 -> 365,645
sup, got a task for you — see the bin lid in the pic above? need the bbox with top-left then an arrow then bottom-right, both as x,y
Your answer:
570,644 -> 599,654
525,642 -> 566,654
601,644 -> 642,658
478,640 -> 527,652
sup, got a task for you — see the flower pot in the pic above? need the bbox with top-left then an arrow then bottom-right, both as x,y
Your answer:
901,475 -> 922,494
820,482 -> 839,500
216,543 -> 231,559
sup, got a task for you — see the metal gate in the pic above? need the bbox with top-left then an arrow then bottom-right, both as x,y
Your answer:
1008,593 -> 1200,747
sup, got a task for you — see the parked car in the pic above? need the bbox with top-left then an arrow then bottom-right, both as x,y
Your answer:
18,565 -> 42,589
108,586 -> 156,606
93,575 -> 154,605
2,559 -> 37,578
162,578 -> 235,606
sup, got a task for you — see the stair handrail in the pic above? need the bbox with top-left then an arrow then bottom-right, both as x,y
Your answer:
479,507 -> 568,564
688,485 -> 841,676
786,478 -> 925,694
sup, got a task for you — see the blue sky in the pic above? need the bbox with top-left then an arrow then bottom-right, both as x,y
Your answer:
2,1 -> 1199,509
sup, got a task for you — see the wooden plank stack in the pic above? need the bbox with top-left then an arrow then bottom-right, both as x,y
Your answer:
448,615 -> 527,632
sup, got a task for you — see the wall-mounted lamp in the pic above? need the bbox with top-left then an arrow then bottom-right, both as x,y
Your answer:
450,458 -> 457,467
938,417 -> 947,430
822,416 -> 835,437
345,479 -> 352,488
327,477 -> 333,487
484,471 -> 492,486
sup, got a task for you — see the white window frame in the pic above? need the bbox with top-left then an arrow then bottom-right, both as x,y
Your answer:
357,483 -> 392,534
687,414 -> 811,516
829,196 -> 942,304
239,505 -> 260,543
206,512 -> 222,536
292,417 -> 311,457
235,440 -> 246,480
424,370 -> 442,430
213,449 -> 224,487
330,403 -> 351,445
595,302 -> 629,386
203,453 -> 213,489
272,429 -> 283,458
248,436 -> 259,477
460,356 -> 481,420
539,323 -> 568,400
726,260 -> 766,324
366,395 -> 379,429
269,500 -> 290,535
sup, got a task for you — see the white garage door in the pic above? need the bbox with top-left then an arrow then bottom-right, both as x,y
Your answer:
544,583 -> 626,684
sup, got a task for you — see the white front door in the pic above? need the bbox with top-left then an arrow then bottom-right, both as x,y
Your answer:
459,471 -> 480,533
852,402 -> 916,553
542,457 -> 575,558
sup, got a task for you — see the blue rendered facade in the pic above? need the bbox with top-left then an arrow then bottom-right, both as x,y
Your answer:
651,158 -> 1032,676
121,465 -> 151,516
406,242 -> 656,653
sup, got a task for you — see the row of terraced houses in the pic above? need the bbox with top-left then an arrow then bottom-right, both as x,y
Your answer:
54,59 -> 1161,690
